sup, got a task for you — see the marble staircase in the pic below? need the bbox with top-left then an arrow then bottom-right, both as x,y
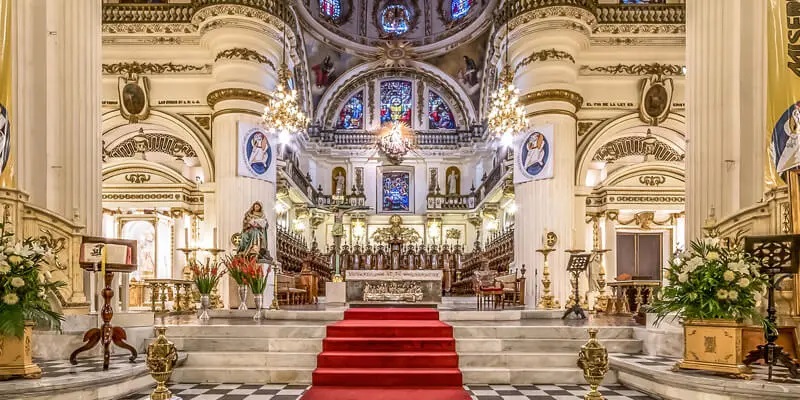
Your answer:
165,323 -> 328,384
452,324 -> 642,384
162,320 -> 644,385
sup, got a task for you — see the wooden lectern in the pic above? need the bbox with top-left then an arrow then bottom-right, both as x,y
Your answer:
69,236 -> 138,370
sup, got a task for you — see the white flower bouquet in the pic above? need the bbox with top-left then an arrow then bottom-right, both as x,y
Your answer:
650,237 -> 768,325
0,221 -> 65,337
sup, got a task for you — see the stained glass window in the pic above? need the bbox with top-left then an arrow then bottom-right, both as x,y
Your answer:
428,91 -> 456,129
320,0 -> 341,19
380,5 -> 411,35
337,91 -> 364,129
380,80 -> 413,125
450,0 -> 473,20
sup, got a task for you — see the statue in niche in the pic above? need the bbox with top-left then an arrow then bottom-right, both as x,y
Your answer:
334,172 -> 346,196
237,201 -> 272,262
446,167 -> 460,195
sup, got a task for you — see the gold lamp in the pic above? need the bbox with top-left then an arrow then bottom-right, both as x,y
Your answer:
262,10 -> 308,136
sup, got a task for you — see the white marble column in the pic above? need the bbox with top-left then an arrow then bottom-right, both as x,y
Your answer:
685,0 -> 766,240
13,0 -> 103,235
200,18 -> 284,308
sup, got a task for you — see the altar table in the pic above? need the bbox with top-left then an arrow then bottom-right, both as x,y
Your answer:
345,270 -> 443,303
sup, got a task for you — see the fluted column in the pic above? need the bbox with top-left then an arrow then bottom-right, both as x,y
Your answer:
509,15 -> 587,308
685,0 -> 766,239
13,0 -> 102,234
201,16 -> 284,308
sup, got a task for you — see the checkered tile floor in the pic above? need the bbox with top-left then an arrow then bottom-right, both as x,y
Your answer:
36,354 -> 143,378
118,383 -> 657,400
613,353 -> 800,384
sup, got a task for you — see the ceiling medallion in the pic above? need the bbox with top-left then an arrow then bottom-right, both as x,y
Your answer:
377,122 -> 415,164
375,40 -> 417,67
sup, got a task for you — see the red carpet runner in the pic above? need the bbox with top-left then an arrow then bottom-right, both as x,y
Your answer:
301,308 -> 471,400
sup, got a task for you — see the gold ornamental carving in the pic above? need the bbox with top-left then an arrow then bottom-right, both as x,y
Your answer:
519,89 -> 583,111
592,134 -> 684,162
577,328 -> 609,400
515,49 -> 575,74
676,319 -> 751,377
146,326 -> 179,400
580,63 -> 684,76
638,175 -> 666,187
214,48 -> 276,71
102,62 -> 210,75
36,228 -> 67,271
363,281 -> 424,303
206,88 -> 272,108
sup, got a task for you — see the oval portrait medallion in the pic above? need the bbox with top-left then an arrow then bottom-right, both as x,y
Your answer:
242,129 -> 273,176
518,131 -> 550,178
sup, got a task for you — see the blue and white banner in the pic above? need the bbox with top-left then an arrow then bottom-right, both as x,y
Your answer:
514,125 -> 555,184
238,122 -> 276,183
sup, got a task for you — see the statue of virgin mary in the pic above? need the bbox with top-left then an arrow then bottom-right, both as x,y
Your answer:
237,201 -> 272,262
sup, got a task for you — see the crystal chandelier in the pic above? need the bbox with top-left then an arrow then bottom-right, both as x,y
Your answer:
487,66 -> 525,139
262,10 -> 308,136
262,64 -> 308,136
487,0 -> 526,141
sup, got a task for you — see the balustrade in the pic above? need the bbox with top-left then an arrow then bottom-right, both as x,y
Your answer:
143,278 -> 194,313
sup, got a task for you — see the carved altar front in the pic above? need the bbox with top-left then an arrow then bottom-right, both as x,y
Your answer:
345,270 -> 443,304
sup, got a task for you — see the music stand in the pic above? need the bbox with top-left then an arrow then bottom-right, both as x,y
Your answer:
562,252 -> 592,319
743,235 -> 800,380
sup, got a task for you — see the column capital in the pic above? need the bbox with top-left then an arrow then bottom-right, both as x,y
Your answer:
520,89 -> 583,111
207,88 -> 271,109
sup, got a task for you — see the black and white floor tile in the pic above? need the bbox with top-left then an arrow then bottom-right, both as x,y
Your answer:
36,354 -> 143,378
118,383 -> 657,400
612,353 -> 800,384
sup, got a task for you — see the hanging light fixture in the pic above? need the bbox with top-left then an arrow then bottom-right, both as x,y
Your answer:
262,7 -> 309,136
486,1 -> 526,141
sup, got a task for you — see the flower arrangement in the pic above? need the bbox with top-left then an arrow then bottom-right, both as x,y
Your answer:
0,221 -> 65,338
221,254 -> 254,286
244,262 -> 270,296
650,236 -> 768,325
189,258 -> 225,295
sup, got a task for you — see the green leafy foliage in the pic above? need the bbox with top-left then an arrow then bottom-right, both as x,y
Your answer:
0,222 -> 66,338
650,237 -> 768,326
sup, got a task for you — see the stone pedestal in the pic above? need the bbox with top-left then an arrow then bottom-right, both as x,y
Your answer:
325,281 -> 346,306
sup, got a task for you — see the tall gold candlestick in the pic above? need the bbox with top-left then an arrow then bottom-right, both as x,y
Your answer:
269,262 -> 281,310
591,249 -> 611,313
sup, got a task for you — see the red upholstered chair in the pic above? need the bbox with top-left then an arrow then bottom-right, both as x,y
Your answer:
473,270 -> 502,310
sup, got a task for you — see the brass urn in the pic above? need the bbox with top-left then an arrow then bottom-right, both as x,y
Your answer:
577,328 -> 609,400
146,326 -> 180,400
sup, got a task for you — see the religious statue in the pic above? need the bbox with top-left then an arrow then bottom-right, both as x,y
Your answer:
459,56 -> 479,87
334,172 -> 345,196
237,201 -> 272,262
447,170 -> 459,195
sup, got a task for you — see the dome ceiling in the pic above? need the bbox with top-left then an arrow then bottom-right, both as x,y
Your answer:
297,0 -> 495,59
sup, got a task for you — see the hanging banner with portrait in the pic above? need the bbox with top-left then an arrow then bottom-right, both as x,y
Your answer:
0,0 -> 15,188
514,124 -> 554,184
767,0 -> 800,187
237,122 -> 276,183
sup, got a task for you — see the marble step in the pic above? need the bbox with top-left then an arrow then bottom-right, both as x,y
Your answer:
458,352 -> 580,369
461,367 -> 619,385
183,352 -> 318,368
452,326 -> 634,340
456,338 -> 643,354
165,337 -> 323,353
164,324 -> 328,338
171,366 -> 313,384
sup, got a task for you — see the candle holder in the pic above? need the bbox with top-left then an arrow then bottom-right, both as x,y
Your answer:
269,262 -> 281,311
535,247 -> 559,310
591,249 -> 611,312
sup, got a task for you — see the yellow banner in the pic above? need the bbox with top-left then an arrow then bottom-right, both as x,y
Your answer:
0,0 -> 14,188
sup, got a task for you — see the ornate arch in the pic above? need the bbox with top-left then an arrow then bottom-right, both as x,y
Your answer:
102,160 -> 195,186
315,60 -> 478,129
576,113 -> 686,186
102,110 -> 214,181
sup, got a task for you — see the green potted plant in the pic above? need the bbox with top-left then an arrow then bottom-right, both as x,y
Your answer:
650,236 -> 768,375
0,220 -> 65,379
